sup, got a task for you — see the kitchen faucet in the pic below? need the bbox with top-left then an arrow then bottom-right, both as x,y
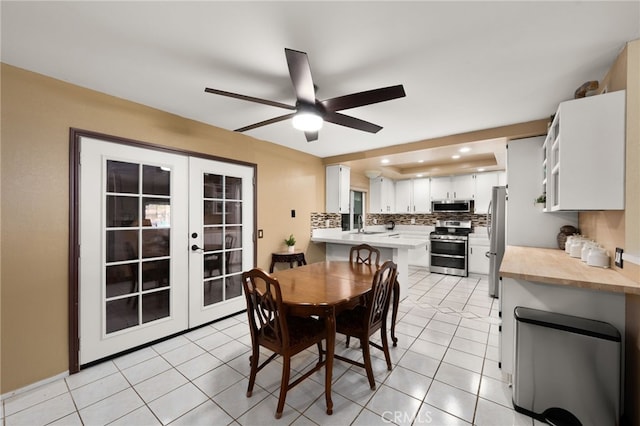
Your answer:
357,214 -> 363,233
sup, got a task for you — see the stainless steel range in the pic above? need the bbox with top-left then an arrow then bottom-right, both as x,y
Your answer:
430,220 -> 472,277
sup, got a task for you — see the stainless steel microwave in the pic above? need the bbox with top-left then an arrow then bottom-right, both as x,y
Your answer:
431,199 -> 473,213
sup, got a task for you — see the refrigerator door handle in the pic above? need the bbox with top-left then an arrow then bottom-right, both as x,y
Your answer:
487,200 -> 492,239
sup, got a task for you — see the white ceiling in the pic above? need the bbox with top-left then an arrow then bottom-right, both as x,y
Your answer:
2,1 -> 639,175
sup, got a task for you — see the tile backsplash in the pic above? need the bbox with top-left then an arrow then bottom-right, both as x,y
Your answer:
310,212 -> 489,232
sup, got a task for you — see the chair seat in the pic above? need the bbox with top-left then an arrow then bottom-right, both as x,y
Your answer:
336,306 -> 367,335
263,316 -> 326,347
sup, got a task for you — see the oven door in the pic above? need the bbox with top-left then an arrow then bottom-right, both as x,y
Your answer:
430,238 -> 468,276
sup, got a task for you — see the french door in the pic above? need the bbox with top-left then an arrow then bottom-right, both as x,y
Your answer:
188,157 -> 253,327
78,136 -> 253,365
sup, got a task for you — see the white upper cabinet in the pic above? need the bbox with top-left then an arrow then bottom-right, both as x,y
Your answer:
412,178 -> 431,212
431,174 -> 475,200
474,171 -> 500,214
394,178 -> 431,213
370,177 -> 395,213
430,176 -> 451,200
545,90 -> 625,211
326,165 -> 350,214
452,174 -> 475,199
394,179 -> 412,213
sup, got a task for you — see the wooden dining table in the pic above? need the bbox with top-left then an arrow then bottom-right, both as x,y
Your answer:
270,260 -> 396,415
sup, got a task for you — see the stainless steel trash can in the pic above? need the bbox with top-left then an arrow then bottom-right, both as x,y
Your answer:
512,307 -> 621,426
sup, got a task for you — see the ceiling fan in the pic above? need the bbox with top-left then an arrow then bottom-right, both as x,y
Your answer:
204,48 -> 406,142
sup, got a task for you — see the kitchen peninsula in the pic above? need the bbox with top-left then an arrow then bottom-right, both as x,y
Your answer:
498,245 -> 640,379
310,229 -> 429,298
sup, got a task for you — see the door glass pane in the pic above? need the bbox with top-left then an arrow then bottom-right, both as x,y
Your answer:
142,260 -> 169,290
226,275 -> 243,300
106,263 -> 138,298
142,290 -> 170,324
225,201 -> 242,224
203,254 -> 222,279
227,250 -> 242,274
203,227 -> 222,251
226,226 -> 241,249
107,196 -> 139,227
225,176 -> 242,199
143,165 -> 170,196
204,279 -> 223,305
204,174 -> 223,198
204,201 -> 223,225
142,229 -> 169,258
106,230 -> 138,262
143,198 -> 171,228
106,297 -> 139,333
107,160 -> 139,194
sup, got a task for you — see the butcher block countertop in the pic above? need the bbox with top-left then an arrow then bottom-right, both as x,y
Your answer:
500,245 -> 640,295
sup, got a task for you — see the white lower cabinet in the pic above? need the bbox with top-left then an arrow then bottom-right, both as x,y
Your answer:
469,240 -> 489,274
408,242 -> 430,267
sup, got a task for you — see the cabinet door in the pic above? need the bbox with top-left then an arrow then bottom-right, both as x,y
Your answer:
381,178 -> 395,213
474,172 -> 499,214
412,178 -> 431,212
395,180 -> 412,213
369,177 -> 383,213
338,166 -> 350,213
469,244 -> 489,274
370,177 -> 394,213
430,176 -> 451,200
451,174 -> 475,199
325,165 -> 350,213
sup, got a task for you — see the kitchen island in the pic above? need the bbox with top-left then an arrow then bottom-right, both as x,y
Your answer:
311,229 -> 429,298
498,245 -> 640,381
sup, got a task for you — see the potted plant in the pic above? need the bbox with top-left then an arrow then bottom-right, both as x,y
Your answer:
284,234 -> 296,252
535,194 -> 546,205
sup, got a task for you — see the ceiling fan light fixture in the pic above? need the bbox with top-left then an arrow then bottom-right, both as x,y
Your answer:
292,111 -> 323,132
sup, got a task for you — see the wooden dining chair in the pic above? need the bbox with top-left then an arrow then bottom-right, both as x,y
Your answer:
242,268 -> 328,419
345,243 -> 382,347
349,243 -> 381,267
334,260 -> 398,389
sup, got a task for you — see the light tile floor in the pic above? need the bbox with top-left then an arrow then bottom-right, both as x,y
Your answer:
2,267 -> 543,426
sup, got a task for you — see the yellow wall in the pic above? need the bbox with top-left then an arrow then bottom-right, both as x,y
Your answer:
0,64 -> 326,393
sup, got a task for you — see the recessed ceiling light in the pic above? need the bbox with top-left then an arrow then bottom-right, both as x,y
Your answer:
477,168 -> 486,172
418,160 -> 424,163
451,155 -> 461,159
381,159 -> 390,164
459,147 -> 471,153
416,174 -> 423,177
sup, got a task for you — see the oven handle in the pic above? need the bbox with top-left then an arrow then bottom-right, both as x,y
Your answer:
430,253 -> 465,259
429,239 -> 467,244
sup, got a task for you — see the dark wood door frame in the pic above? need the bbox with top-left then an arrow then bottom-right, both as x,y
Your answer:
68,128 -> 258,373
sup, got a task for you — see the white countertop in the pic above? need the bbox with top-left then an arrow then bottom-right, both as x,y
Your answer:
311,227 -> 429,249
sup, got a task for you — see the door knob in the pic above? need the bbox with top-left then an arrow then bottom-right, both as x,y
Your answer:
191,244 -> 204,252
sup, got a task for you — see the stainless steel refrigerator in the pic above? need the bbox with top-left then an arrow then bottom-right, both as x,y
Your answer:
487,186 -> 506,297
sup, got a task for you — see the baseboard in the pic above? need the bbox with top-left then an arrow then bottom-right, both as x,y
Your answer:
1,371 -> 69,401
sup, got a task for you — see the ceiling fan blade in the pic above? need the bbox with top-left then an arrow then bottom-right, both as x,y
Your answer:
305,131 -> 318,142
284,48 -> 316,104
321,85 -> 406,112
324,111 -> 383,133
205,87 -> 295,110
234,113 -> 295,132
